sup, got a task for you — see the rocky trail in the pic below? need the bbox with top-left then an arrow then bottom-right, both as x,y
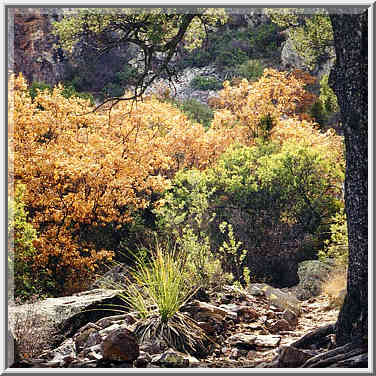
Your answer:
9,280 -> 341,369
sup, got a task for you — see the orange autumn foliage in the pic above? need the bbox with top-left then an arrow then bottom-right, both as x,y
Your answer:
8,74 -> 233,294
211,68 -> 317,142
8,69 -> 344,296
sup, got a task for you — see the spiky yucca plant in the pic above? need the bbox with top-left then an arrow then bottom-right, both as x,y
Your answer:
120,242 -> 211,356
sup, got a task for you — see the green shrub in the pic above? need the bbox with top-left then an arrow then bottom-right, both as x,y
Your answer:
249,23 -> 280,56
121,241 -> 195,322
234,59 -> 265,82
154,169 -> 229,289
205,140 -> 343,284
319,74 -> 339,114
101,82 -> 125,98
318,209 -> 348,266
29,82 -> 52,99
61,84 -> 94,105
190,76 -> 223,91
310,100 -> 327,128
219,221 -> 248,284
114,63 -> 139,86
215,47 -> 248,69
310,75 -> 339,128
8,185 -> 39,301
29,81 -> 94,105
173,99 -> 214,129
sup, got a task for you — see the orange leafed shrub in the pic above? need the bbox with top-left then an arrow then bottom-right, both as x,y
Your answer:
8,74 -> 233,294
211,68 -> 317,143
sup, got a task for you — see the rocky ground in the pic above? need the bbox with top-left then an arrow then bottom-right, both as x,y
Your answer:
9,277 -> 342,369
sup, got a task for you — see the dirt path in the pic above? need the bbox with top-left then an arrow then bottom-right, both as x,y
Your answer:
192,293 -> 340,368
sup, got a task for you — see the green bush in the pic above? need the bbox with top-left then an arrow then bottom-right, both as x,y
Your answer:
114,63 -> 139,86
173,99 -> 214,129
310,75 -> 339,127
29,82 -> 52,99
154,138 -> 343,286
190,76 -> 223,91
61,84 -> 94,105
234,59 -> 265,82
29,81 -> 94,105
154,169 -> 230,289
205,140 -> 343,284
8,185 -> 39,300
101,81 -> 129,98
318,209 -> 348,266
319,74 -> 339,114
249,23 -> 280,56
215,47 -> 249,69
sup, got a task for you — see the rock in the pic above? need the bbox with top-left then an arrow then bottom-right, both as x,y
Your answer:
230,348 -> 241,359
237,306 -> 259,322
101,328 -> 139,362
327,288 -> 346,310
95,313 -> 136,329
151,348 -> 199,367
73,322 -> 101,351
134,351 -> 152,367
261,285 -> 301,315
11,8 -> 66,86
281,309 -> 298,327
182,300 -> 237,322
227,333 -> 281,349
281,37 -> 308,71
295,260 -> 333,301
9,289 -> 127,341
278,345 -> 318,367
196,321 -> 216,335
98,323 -> 121,338
42,338 -> 76,367
81,344 -> 103,361
139,338 -> 169,355
248,283 -> 267,297
8,330 -> 19,366
268,319 -> 291,334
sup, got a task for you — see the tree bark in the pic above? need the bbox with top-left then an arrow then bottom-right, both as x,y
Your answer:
329,9 -> 368,347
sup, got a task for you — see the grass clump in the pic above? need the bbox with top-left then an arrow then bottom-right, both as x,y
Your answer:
119,242 -> 210,355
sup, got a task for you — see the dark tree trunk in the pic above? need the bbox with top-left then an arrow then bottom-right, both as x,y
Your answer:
329,9 -> 368,347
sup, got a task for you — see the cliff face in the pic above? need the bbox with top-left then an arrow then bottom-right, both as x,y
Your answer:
10,8 -> 66,85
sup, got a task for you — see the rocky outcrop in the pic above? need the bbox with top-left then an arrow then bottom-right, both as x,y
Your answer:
294,260 -> 333,301
10,8 -> 66,85
9,288 -> 126,339
248,283 -> 301,315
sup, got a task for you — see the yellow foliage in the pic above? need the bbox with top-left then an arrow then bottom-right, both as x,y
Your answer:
211,68 -> 317,143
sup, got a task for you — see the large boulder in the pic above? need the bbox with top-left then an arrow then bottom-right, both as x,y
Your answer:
295,260 -> 333,301
248,283 -> 301,315
101,328 -> 139,363
9,289 -> 126,339
8,330 -> 19,367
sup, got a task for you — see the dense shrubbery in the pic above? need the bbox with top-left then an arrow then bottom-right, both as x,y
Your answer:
310,74 -> 339,128
190,76 -> 223,91
9,68 -> 345,296
29,81 -> 94,105
172,99 -> 214,129
9,73 -> 233,295
155,135 -> 343,286
318,209 -> 348,266
233,59 -> 265,82
8,185 -> 40,300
